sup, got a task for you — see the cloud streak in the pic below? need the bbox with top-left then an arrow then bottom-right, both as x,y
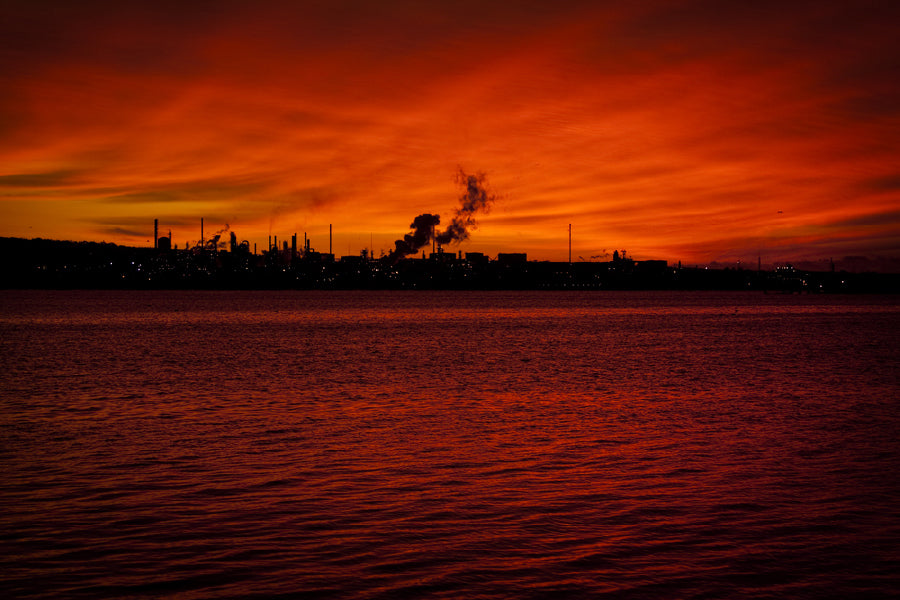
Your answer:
0,0 -> 897,265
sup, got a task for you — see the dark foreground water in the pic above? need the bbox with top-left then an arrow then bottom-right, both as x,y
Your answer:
1,290 -> 899,599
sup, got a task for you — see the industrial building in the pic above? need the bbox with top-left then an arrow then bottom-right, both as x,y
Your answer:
3,217 -> 890,292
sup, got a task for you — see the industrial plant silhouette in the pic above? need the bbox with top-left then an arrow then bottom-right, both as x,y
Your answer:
4,166 -> 895,292
2,227 -> 894,293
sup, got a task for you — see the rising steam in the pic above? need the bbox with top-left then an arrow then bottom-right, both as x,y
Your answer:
202,223 -> 230,251
391,169 -> 495,260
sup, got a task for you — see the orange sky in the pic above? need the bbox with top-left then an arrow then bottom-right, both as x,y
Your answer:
2,0 -> 898,267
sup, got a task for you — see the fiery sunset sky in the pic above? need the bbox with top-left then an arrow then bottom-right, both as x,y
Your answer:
2,0 -> 898,266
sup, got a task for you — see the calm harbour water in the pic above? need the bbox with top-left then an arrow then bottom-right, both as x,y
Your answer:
1,290 -> 899,599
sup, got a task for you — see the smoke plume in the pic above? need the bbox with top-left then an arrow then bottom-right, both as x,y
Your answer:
203,223 -> 230,250
393,213 -> 441,258
436,169 -> 495,245
390,169 -> 495,260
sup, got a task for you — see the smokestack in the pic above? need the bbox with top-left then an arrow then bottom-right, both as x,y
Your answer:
568,224 -> 572,265
292,234 -> 297,259
330,224 -> 333,256
154,219 -> 158,249
201,218 -> 204,246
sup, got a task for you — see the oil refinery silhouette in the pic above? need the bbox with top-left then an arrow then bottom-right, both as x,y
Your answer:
2,171 -> 897,292
2,227 -> 895,292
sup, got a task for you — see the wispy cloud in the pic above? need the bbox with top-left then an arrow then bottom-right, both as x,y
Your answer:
1,0 -> 897,261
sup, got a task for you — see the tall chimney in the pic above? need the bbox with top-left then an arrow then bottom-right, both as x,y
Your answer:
330,224 -> 333,256
201,218 -> 204,247
154,219 -> 158,249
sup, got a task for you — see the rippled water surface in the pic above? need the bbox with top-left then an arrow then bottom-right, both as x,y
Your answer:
2,290 -> 899,599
